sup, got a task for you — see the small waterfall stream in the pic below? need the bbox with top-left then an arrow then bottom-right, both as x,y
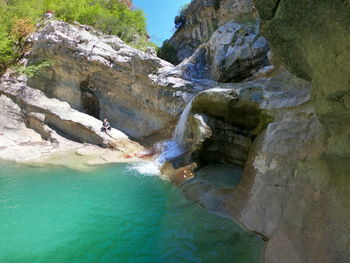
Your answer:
172,98 -> 194,146
158,98 -> 194,163
130,97 -> 195,175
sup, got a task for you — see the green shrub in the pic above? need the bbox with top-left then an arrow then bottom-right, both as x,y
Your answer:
0,27 -> 15,72
174,3 -> 189,29
0,16 -> 35,73
0,0 -> 154,73
157,40 -> 179,65
12,60 -> 55,78
42,0 -> 148,42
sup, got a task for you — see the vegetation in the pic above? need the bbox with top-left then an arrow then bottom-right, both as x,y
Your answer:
157,40 -> 179,65
159,3 -> 192,64
174,3 -> 190,29
178,3 -> 190,16
0,0 -> 152,74
11,60 -> 55,78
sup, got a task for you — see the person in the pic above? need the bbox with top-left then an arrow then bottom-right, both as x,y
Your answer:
101,118 -> 111,133
44,10 -> 55,19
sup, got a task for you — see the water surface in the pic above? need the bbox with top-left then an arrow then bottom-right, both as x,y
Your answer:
0,162 -> 263,263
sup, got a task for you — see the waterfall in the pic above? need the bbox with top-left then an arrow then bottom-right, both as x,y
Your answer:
157,98 -> 194,163
172,98 -> 194,145
128,98 -> 195,175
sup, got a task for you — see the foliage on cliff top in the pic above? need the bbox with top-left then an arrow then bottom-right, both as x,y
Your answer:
157,40 -> 179,65
0,0 -> 153,73
174,3 -> 190,29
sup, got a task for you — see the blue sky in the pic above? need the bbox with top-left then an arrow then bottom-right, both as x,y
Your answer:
133,0 -> 191,45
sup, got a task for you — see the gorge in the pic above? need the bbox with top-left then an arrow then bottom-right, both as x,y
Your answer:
0,0 -> 350,262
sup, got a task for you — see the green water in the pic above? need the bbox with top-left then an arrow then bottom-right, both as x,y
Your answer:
0,162 -> 264,263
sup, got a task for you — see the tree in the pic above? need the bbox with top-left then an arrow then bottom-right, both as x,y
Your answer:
11,17 -> 35,52
174,3 -> 189,30
0,0 -> 154,73
157,40 -> 179,65
174,15 -> 185,29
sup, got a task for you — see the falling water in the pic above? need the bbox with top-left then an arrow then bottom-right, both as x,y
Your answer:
157,98 -> 194,164
129,98 -> 195,175
172,98 -> 194,145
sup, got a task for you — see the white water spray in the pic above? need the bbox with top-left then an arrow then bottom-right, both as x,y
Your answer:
128,97 -> 195,175
157,98 -> 194,163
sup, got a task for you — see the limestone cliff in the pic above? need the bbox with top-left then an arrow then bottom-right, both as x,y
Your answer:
0,72 -> 144,165
166,0 -> 350,263
179,21 -> 269,82
0,20 -> 192,164
0,1 -> 349,262
250,1 -> 350,262
167,0 -> 270,83
27,21 -> 194,139
168,0 -> 259,61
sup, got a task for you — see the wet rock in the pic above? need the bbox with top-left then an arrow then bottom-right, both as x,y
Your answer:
160,162 -> 197,185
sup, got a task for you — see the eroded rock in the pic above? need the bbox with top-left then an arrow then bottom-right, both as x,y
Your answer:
0,72 -> 143,164
27,20 -> 195,139
247,0 -> 350,261
169,0 -> 259,61
180,22 -> 269,82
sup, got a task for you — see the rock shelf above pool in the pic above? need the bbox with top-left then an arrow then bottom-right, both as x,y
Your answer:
0,73 -> 144,166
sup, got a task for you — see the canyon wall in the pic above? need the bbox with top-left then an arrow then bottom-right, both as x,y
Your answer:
0,1 -> 349,262
168,0 -> 259,61
251,1 -> 350,261
0,20 -> 191,163
27,21 -> 194,140
167,0 -> 350,262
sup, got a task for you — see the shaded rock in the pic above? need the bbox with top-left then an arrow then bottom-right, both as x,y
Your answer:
189,114 -> 212,149
245,1 -> 350,261
189,164 -> 243,189
188,83 -> 267,168
180,165 -> 243,215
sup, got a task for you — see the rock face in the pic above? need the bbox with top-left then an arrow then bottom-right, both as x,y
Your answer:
0,73 -> 143,164
179,71 -> 330,263
245,0 -> 350,262
168,0 -> 269,82
169,0 -> 258,61
28,20 -> 195,139
166,0 -> 350,262
0,2 -> 349,262
179,22 -> 269,82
